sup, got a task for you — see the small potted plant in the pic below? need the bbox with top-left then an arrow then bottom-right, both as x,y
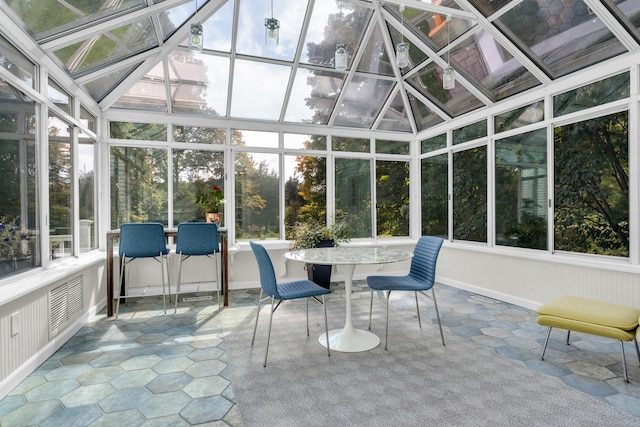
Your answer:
195,185 -> 225,223
289,219 -> 350,289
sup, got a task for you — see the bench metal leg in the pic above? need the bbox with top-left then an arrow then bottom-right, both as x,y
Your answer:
541,326 -> 552,360
620,340 -> 629,383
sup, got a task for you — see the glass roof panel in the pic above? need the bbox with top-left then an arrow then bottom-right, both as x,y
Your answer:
52,16 -> 158,76
397,6 -> 472,52
356,23 -> 394,76
466,0 -> 516,17
201,0 -> 234,52
0,34 -> 35,88
235,0 -> 308,62
284,67 -> 345,125
169,52 -> 229,116
332,75 -> 394,129
81,64 -> 139,102
407,92 -> 444,133
601,0 -> 640,44
112,61 -> 167,112
376,90 -> 412,133
230,59 -> 290,120
158,0 -> 197,41
449,29 -> 541,101
495,0 -> 628,77
387,23 -> 428,74
4,0 -> 145,40
407,62 -> 484,117
300,2 -> 372,69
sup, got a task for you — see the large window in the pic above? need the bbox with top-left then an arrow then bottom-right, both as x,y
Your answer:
453,147 -> 487,242
421,154 -> 448,238
554,111 -> 629,256
335,158 -> 371,238
495,129 -> 547,249
376,160 -> 409,237
284,154 -> 326,238
78,139 -> 96,252
48,115 -> 72,260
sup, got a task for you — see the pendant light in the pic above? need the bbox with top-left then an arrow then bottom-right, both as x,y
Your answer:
265,0 -> 279,47
443,15 -> 455,90
188,0 -> 204,53
335,43 -> 348,70
396,5 -> 409,68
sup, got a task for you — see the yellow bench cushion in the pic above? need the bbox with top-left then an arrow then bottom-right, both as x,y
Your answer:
536,296 -> 640,341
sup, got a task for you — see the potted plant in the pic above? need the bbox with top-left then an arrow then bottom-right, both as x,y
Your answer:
195,185 -> 225,223
289,219 -> 350,289
0,215 -> 31,275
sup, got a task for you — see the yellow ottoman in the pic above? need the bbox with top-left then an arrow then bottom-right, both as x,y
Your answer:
537,295 -> 640,383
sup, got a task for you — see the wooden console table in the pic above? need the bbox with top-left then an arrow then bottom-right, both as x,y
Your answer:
106,227 -> 229,317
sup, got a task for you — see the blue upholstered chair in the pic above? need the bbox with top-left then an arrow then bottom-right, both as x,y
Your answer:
366,236 -> 445,350
249,241 -> 331,367
116,223 -> 170,318
174,222 -> 220,312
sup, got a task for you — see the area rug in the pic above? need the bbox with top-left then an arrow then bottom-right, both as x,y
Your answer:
222,298 -> 640,427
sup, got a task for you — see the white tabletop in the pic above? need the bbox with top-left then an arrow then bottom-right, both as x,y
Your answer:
284,246 -> 411,265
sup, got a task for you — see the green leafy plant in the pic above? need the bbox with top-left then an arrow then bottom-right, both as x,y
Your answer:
195,185 -> 224,214
0,216 -> 29,260
289,219 -> 351,250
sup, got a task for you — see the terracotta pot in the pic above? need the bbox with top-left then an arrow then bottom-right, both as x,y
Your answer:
206,212 -> 223,224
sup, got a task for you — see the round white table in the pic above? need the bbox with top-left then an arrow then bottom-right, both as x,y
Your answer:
284,246 -> 411,352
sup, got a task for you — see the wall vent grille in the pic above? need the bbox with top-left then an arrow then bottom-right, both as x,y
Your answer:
49,276 -> 83,339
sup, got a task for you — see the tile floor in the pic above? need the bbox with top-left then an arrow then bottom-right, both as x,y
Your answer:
1,282 -> 640,426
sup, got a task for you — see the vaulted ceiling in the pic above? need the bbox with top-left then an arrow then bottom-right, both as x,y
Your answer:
2,0 -> 639,135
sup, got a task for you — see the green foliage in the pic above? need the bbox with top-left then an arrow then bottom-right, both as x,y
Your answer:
289,219 -> 351,250
195,185 -> 224,214
0,216 -> 28,260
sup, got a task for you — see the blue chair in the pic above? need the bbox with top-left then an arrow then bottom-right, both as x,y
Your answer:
116,223 -> 170,318
366,236 -> 445,350
249,241 -> 331,367
174,222 -> 220,312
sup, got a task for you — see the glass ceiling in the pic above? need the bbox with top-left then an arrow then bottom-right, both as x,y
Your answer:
1,0 -> 638,135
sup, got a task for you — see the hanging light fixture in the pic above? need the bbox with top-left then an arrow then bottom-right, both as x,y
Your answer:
396,5 -> 409,68
335,43 -> 348,70
265,0 -> 279,47
188,0 -> 203,53
443,15 -> 455,90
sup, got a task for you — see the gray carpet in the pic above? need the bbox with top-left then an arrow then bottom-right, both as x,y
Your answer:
222,297 -> 640,427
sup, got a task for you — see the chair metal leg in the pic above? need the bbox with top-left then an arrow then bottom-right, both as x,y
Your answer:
415,291 -> 422,329
251,289 -> 264,345
432,287 -> 445,346
175,254 -> 184,313
620,340 -> 629,383
322,295 -> 330,357
115,255 -> 128,319
384,291 -> 390,350
635,337 -> 640,366
264,297 -> 276,367
566,330 -> 571,345
368,291 -> 374,330
214,252 -> 221,309
540,326 -> 552,360
160,253 -> 167,314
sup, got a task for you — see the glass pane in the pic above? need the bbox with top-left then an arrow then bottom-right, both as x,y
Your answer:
235,152 -> 279,240
386,21 -> 429,75
5,0 -> 145,39
285,67 -> 345,125
554,111 -> 629,256
377,91 -> 412,133
200,0 -> 234,52
496,0 -> 627,77
173,149 -> 224,224
407,62 -> 484,117
376,140 -> 409,155
110,147 -> 168,228
284,134 -> 326,150
174,126 -> 226,144
601,0 -> 640,44
453,120 -> 487,145
332,136 -> 369,153
421,134 -> 446,153
495,101 -> 544,133
53,17 -> 157,76
110,122 -> 167,141
236,0 -> 308,62
81,64 -> 139,103
230,60 -> 289,120
335,158 -> 371,238
169,52 -> 229,116
421,154 -> 448,238
466,0 -> 515,17
453,146 -> 487,242
78,142 -> 96,252
408,93 -> 444,132
332,76 -> 394,129
113,61 -> 167,112
158,0 -> 197,42
301,3 -> 372,70
80,106 -> 96,132
495,129 -> 547,249
0,95 -> 39,278
553,72 -> 630,117
284,154 -> 327,239
48,79 -> 71,115
0,34 -> 35,88
233,130 -> 278,148
376,160 -> 409,237
49,116 -> 72,260
356,23 -> 394,76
